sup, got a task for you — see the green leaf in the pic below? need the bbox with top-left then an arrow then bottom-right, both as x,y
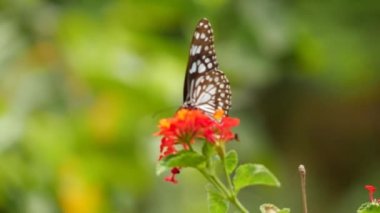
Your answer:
202,141 -> 214,157
160,150 -> 206,168
225,150 -> 238,174
357,202 -> 380,213
207,185 -> 229,213
233,164 -> 280,192
260,203 -> 290,213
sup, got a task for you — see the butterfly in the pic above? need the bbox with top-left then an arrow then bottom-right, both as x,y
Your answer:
182,18 -> 232,117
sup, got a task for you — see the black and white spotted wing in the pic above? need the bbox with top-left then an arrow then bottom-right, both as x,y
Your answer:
182,18 -> 232,117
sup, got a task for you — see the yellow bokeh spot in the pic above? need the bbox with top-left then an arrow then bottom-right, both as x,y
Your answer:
58,161 -> 102,213
88,92 -> 124,143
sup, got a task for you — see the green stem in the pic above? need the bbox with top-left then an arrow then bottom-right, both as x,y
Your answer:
199,148 -> 250,213
198,168 -> 230,197
219,148 -> 249,213
210,174 -> 249,213
221,150 -> 234,193
199,167 -> 249,213
210,174 -> 231,198
231,196 -> 249,213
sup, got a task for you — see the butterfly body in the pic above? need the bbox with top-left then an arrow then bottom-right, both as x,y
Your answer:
182,18 -> 232,117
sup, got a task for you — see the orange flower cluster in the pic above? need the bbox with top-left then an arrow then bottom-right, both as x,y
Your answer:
155,108 -> 239,183
156,108 -> 239,159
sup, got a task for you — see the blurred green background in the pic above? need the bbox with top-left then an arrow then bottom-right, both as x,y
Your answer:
1,0 -> 380,212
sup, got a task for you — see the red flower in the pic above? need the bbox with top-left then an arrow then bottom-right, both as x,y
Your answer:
156,108 -> 239,159
365,185 -> 376,202
156,109 -> 213,159
155,108 -> 240,183
205,113 -> 240,143
164,167 -> 181,184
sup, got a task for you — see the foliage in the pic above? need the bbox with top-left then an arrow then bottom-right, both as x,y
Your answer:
357,203 -> 380,213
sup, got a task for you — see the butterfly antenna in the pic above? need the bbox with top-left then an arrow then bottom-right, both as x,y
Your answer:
298,164 -> 308,213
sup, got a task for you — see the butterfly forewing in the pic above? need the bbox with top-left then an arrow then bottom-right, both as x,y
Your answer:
183,18 -> 232,117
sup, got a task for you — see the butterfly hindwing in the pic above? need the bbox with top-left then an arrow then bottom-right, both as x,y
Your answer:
183,18 -> 231,117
